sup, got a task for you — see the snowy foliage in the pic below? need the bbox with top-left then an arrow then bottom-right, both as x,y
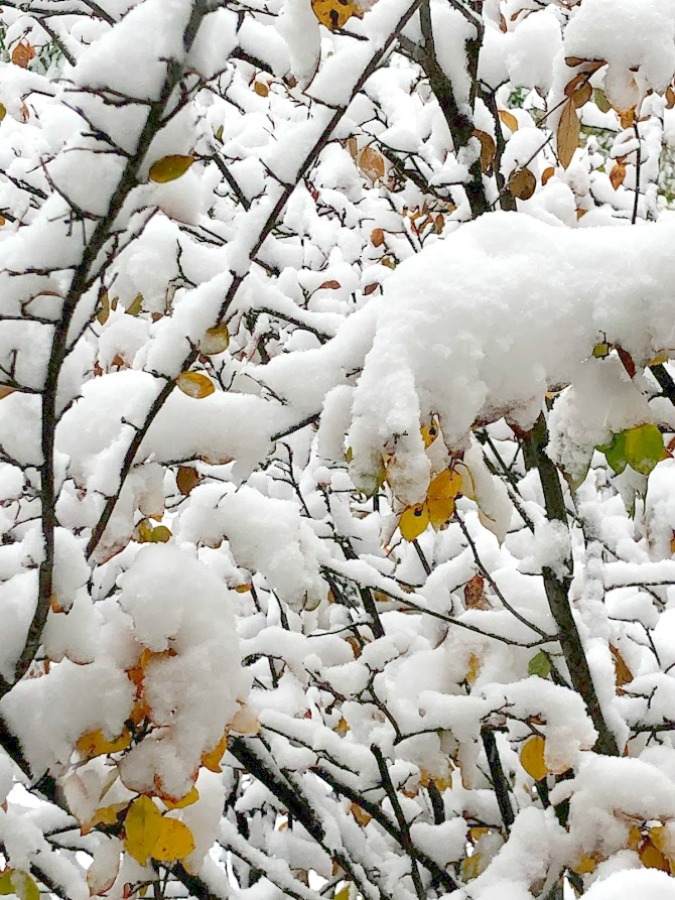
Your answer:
2,1 -> 675,899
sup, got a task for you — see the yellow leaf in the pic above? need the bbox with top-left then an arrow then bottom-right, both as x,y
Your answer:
572,854 -> 597,875
557,100 -> 580,170
76,728 -> 132,759
311,0 -> 357,30
152,818 -> 196,862
639,838 -> 669,871
163,787 -> 200,810
428,496 -> 455,529
465,652 -> 481,685
421,419 -> 440,448
610,645 -> 633,693
253,81 -> 269,98
399,503 -> 429,542
149,155 -> 195,184
427,468 -> 463,501
520,735 -> 548,781
200,323 -> 230,356
202,732 -> 228,773
175,372 -> 215,399
126,293 -> 143,316
83,802 -> 129,835
461,853 -> 483,881
0,104 -> 6,123
9,872 -> 38,900
498,110 -> 518,132
124,796 -> 163,866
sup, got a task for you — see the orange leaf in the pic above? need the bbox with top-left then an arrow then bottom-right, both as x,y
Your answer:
11,42 -> 35,68
371,228 -> 385,248
541,166 -> 555,186
610,644 -> 633,693
609,161 -> 627,190
358,146 -> 385,183
557,101 -> 580,169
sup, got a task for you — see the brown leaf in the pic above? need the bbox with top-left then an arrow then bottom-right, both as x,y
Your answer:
464,575 -> 489,609
571,81 -> 592,109
616,346 -> 636,379
371,228 -> 385,247
609,161 -> 627,190
0,386 -> 16,400
557,100 -> 580,169
358,146 -> 385,182
176,466 -> 201,496
667,86 -> 675,110
473,129 -> 496,174
318,279 -> 341,290
363,283 -> 379,296
498,109 -> 519,133
541,166 -> 556,186
434,213 -> 445,234
11,42 -> 35,68
610,645 -> 633,694
508,167 -> 536,200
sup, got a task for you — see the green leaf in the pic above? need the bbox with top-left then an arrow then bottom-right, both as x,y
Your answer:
528,650 -> 552,679
597,432 -> 627,474
624,423 -> 664,476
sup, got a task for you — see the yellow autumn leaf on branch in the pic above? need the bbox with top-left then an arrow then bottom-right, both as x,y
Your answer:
312,0 -> 357,30
520,735 -> 548,781
162,786 -> 200,810
76,727 -> 132,759
151,818 -> 196,862
202,732 -> 228,773
175,372 -> 215,399
149,155 -> 195,183
124,796 -> 163,865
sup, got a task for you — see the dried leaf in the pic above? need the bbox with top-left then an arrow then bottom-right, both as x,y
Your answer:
358,146 -> 385,183
667,86 -> 675,110
371,228 -> 385,247
609,161 -> 627,190
350,803 -> 371,827
541,166 -> 555,186
610,645 -> 633,694
318,280 -> 341,290
564,74 -> 592,108
508,167 -> 536,201
253,81 -> 269,97
11,42 -> 35,69
557,100 -> 580,169
594,88 -> 612,113
149,155 -> 195,184
464,575 -> 488,610
176,466 -> 201,496
175,371 -> 215,399
616,345 -> 636,379
0,104 -> 5,123
473,129 -> 496,174
498,109 -> 518,132
619,107 -> 636,129
230,705 -> 260,735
